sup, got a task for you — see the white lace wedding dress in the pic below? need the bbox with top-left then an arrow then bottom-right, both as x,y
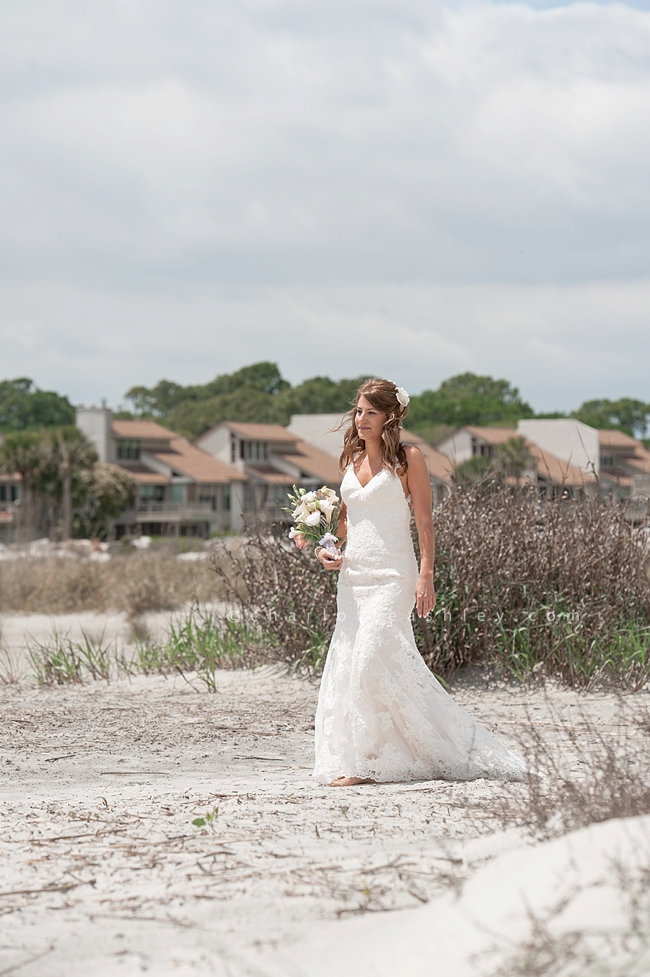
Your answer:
313,464 -> 526,784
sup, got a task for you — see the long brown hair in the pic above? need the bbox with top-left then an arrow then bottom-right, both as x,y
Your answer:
339,378 -> 410,474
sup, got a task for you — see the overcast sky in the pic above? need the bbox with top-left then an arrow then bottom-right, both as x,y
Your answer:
1,0 -> 649,413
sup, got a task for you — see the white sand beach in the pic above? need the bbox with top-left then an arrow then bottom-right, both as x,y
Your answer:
1,611 -> 649,976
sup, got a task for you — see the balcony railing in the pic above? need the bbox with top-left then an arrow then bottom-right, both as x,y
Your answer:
121,502 -> 216,522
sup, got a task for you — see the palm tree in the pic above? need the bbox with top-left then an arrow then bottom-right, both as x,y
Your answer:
45,427 -> 97,540
0,431 -> 46,541
498,436 -> 534,482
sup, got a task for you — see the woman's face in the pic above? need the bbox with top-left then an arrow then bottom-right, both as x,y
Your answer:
355,394 -> 387,444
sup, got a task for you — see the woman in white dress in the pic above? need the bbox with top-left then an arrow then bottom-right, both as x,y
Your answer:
313,378 -> 525,787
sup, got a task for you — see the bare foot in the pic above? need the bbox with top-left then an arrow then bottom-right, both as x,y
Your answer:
329,776 -> 376,787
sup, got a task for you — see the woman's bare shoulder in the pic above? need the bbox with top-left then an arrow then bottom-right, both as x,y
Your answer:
395,442 -> 424,477
400,442 -> 422,456
400,443 -> 425,464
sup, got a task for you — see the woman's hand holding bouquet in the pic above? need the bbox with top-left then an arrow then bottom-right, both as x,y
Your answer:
284,486 -> 342,566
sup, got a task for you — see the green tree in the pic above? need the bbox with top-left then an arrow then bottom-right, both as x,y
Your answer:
123,362 -> 290,421
121,380 -> 187,419
168,388 -> 279,440
0,378 -> 75,431
408,373 -> 534,430
44,427 -> 98,540
272,375 -> 369,421
456,437 -> 534,486
0,431 -> 48,540
455,454 -> 495,484
572,398 -> 650,438
204,362 -> 289,397
499,436 -> 535,480
75,464 -> 137,540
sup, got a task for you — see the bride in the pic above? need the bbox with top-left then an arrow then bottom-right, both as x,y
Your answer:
314,378 -> 525,787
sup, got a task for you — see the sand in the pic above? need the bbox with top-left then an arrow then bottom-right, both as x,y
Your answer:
1,611 -> 648,976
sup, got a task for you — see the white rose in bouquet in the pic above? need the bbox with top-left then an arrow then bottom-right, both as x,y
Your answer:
283,484 -> 342,555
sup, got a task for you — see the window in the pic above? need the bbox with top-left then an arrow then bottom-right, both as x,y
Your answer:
117,439 -> 140,460
0,486 -> 19,502
139,485 -> 164,502
242,441 -> 268,461
600,454 -> 614,468
471,439 -> 493,459
231,436 -> 237,464
223,485 -> 231,510
244,484 -> 257,511
171,484 -> 185,503
198,487 -> 217,510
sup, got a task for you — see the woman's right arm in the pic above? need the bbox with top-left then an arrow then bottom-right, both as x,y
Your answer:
316,501 -> 346,570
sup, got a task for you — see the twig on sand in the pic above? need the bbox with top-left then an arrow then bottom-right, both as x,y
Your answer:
0,945 -> 54,977
0,880 -> 93,898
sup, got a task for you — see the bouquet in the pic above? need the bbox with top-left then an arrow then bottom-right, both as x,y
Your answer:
284,485 -> 342,558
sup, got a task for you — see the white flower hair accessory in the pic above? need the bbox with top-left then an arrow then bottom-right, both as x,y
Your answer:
394,385 -> 410,407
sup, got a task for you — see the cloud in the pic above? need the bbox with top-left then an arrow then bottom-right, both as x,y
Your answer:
1,277 -> 649,413
0,0 -> 649,407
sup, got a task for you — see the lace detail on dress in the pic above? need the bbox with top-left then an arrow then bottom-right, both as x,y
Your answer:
313,465 -> 526,784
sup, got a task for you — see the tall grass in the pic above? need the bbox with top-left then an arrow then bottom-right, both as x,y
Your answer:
27,630 -> 114,684
132,610 -> 257,691
25,611 -> 259,691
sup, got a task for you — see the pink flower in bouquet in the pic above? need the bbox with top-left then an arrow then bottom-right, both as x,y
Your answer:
289,527 -> 309,550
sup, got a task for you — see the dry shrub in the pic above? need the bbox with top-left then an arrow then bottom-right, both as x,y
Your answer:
5,485 -> 650,689
210,524 -> 337,670
213,487 -> 650,685
0,551 -> 227,616
415,483 -> 650,686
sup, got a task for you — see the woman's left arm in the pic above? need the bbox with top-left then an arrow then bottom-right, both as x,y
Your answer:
403,445 -> 436,618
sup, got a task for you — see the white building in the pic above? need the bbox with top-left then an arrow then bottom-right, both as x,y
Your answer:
195,421 -> 342,518
76,407 -> 247,537
517,419 -> 600,479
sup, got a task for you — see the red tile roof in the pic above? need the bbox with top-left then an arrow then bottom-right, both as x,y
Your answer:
112,420 -> 175,440
626,455 -> 650,476
245,466 -> 295,485
280,439 -> 342,486
464,426 -> 519,445
529,444 -> 596,487
152,438 -> 246,483
598,430 -> 650,475
127,470 -> 171,485
598,429 -> 641,448
599,472 -> 634,487
220,421 -> 298,442
401,429 -> 455,484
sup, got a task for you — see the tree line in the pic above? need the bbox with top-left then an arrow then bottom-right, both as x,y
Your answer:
2,365 -> 649,443
1,364 -> 648,542
121,364 -> 650,442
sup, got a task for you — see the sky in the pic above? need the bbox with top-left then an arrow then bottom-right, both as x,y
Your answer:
1,0 -> 650,414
